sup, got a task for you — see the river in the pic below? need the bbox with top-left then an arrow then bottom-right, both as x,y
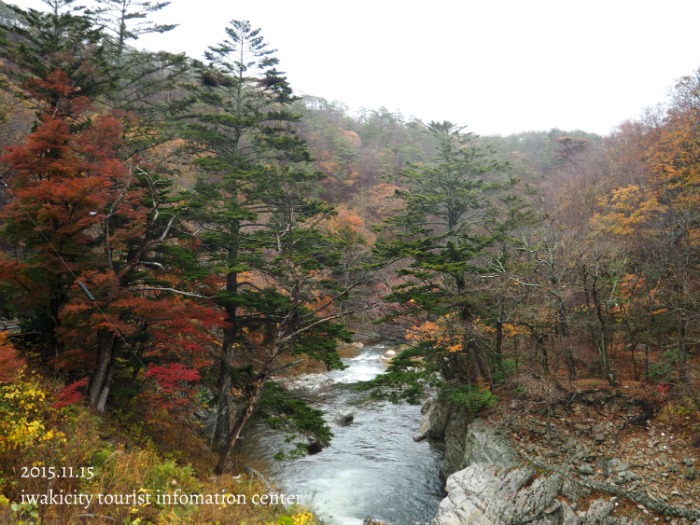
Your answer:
240,342 -> 445,525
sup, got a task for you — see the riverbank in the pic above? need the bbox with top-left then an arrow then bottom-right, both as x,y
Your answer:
423,379 -> 700,525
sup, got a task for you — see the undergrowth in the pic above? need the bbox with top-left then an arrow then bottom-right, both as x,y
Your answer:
0,337 -> 318,525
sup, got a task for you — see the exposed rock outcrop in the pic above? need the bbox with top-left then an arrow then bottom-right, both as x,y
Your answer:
414,397 -> 454,443
424,391 -> 700,525
434,463 -> 565,525
416,399 -> 518,477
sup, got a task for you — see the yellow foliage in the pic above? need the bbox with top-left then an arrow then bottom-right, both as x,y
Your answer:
0,381 -> 51,452
501,323 -> 528,338
292,512 -> 316,525
473,317 -> 496,335
591,184 -> 662,237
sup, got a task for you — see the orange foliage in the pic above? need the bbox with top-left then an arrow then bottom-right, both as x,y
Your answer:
594,107 -> 700,250
591,184 -> 662,237
406,317 -> 463,353
324,204 -> 371,239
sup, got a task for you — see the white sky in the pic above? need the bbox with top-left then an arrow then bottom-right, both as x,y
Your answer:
13,0 -> 700,136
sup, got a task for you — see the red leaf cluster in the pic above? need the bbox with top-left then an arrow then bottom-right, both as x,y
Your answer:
0,334 -> 25,383
52,377 -> 89,409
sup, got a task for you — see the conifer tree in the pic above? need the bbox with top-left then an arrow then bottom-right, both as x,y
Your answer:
85,0 -> 189,153
375,121 -> 517,395
0,0 -> 111,115
183,19 -> 310,448
183,21 -> 362,469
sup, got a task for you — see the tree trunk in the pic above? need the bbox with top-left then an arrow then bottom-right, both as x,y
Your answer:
214,355 -> 273,475
558,302 -> 577,381
494,309 -> 505,381
678,318 -> 689,386
584,267 -> 615,387
96,363 -> 115,412
645,305 -> 653,383
88,330 -> 116,411
535,334 -> 550,377
213,270 -> 239,448
457,274 -> 489,386
463,330 -> 489,387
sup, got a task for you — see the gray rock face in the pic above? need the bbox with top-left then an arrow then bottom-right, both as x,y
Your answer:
432,463 -> 645,525
432,464 -> 563,525
440,408 -> 470,477
416,397 -> 455,442
462,419 -> 519,469
428,407 -> 652,525
439,415 -> 518,478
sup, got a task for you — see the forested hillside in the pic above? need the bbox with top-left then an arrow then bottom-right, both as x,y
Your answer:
0,1 -> 698,524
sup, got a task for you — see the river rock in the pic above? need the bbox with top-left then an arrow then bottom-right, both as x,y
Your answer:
339,341 -> 364,351
336,411 -> 354,426
307,438 -> 324,454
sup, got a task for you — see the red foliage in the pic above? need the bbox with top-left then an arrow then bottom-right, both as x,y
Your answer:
23,69 -> 91,118
657,383 -> 670,395
52,378 -> 89,409
144,363 -> 201,409
0,334 -> 25,383
0,110 -> 120,261
1,69 -> 220,413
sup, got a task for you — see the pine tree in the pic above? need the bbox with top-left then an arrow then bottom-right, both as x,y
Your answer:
375,121 -> 516,394
86,0 -> 177,57
183,21 -> 365,471
182,19 -> 310,448
84,0 -> 190,154
0,0 -> 111,115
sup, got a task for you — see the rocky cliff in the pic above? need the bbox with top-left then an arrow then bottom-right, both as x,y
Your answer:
421,388 -> 700,525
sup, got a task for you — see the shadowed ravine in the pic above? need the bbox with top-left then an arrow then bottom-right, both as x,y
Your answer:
239,343 -> 445,525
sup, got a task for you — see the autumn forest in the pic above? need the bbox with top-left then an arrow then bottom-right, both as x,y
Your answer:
0,1 -> 699,524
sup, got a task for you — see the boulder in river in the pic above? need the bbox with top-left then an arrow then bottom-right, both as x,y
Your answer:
307,438 -> 324,455
382,349 -> 397,361
335,411 -> 354,426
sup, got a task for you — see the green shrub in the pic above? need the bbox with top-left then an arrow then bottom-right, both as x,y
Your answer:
441,384 -> 497,417
492,359 -> 517,385
650,350 -> 677,382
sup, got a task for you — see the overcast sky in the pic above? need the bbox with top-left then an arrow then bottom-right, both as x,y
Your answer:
14,0 -> 700,136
